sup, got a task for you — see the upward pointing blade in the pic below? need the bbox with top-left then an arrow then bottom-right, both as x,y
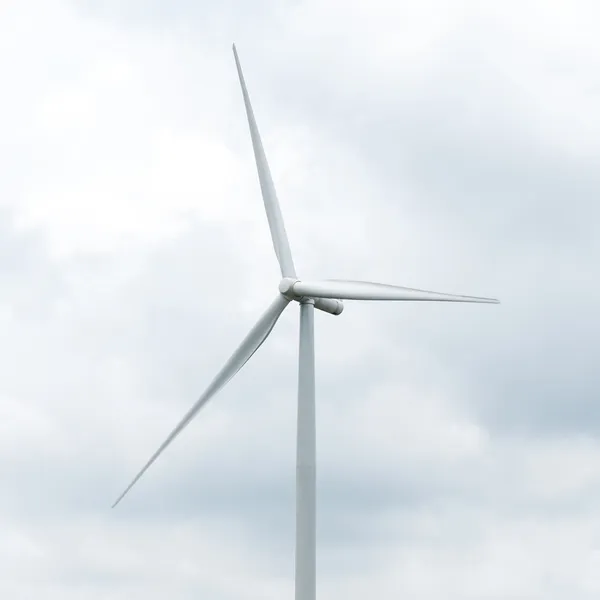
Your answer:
292,279 -> 499,304
112,294 -> 290,508
233,44 -> 297,279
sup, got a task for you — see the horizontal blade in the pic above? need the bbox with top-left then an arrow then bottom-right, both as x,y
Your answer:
233,44 -> 297,279
292,279 -> 499,304
112,293 -> 290,508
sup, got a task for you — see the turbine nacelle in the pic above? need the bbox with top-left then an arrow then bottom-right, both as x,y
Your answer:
279,277 -> 344,315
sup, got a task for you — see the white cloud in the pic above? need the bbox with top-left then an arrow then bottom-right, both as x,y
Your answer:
0,0 -> 599,598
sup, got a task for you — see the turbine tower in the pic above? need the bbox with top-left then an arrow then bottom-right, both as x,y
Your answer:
113,44 -> 499,600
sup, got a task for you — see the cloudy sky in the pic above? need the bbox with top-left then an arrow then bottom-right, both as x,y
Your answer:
1,0 -> 600,598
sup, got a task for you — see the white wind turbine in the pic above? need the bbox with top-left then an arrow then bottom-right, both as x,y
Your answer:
113,44 -> 499,600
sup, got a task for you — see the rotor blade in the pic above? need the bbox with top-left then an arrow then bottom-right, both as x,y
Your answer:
232,44 -> 297,279
112,294 -> 290,508
292,279 -> 499,304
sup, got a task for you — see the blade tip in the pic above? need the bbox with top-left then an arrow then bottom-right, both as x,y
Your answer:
112,485 -> 133,509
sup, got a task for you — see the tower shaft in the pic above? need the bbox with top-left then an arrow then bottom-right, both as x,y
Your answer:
295,300 -> 316,600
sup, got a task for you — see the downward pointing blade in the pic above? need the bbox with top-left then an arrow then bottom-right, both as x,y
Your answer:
112,294 -> 290,508
292,279 -> 499,304
232,44 -> 297,279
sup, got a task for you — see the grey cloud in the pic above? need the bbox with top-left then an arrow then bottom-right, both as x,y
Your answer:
71,0 -> 276,32
0,211 -> 484,556
3,2 -> 600,598
245,17 -> 600,437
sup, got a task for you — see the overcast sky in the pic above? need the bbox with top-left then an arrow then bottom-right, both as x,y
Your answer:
1,0 -> 600,598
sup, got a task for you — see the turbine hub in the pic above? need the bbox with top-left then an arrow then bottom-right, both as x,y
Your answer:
278,277 -> 299,298
278,278 -> 344,316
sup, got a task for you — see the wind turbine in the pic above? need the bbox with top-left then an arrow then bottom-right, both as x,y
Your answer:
113,44 -> 499,600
